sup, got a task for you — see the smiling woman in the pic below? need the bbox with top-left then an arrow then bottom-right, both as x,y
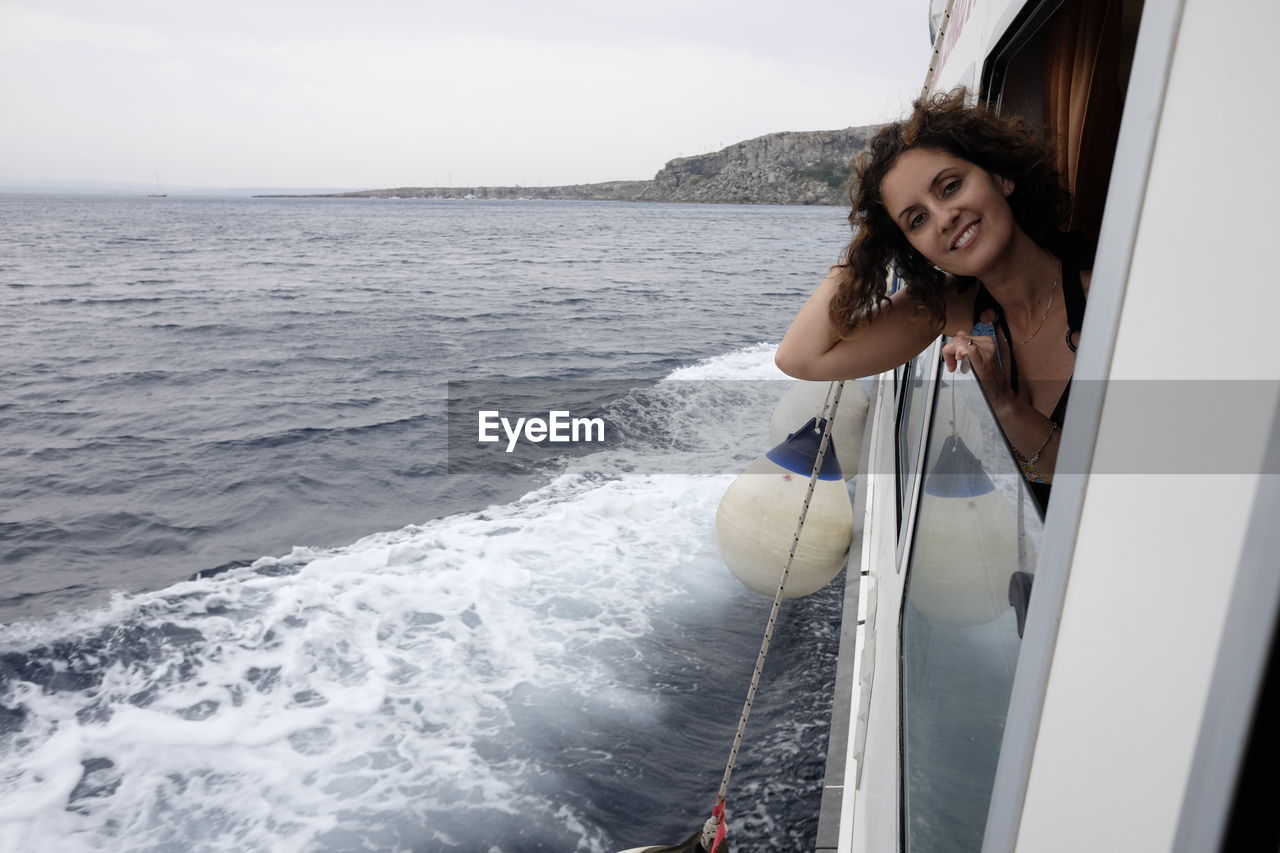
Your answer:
775,90 -> 1089,507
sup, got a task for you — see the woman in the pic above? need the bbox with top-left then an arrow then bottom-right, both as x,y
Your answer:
775,90 -> 1091,507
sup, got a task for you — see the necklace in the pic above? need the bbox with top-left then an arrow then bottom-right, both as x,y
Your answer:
1014,278 -> 1058,344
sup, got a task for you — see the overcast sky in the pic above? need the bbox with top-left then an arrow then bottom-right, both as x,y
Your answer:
0,0 -> 931,190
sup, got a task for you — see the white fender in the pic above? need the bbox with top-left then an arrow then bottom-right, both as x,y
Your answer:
715,456 -> 854,598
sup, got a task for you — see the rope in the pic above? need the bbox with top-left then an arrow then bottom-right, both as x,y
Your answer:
701,380 -> 847,850
920,0 -> 958,99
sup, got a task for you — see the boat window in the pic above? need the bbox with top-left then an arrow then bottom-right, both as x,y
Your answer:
891,270 -> 909,401
892,269 -> 933,537
899,366 -> 1043,853
986,0 -> 1144,243
895,346 -> 934,550
969,0 -> 1144,502
893,1 -> 1147,850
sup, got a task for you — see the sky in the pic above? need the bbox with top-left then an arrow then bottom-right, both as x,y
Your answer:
0,0 -> 931,190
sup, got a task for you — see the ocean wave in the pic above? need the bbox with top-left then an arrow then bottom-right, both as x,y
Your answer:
0,468 -> 751,851
208,413 -> 435,451
1,195 -> 845,850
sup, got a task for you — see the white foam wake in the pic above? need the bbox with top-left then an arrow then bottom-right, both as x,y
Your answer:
0,343 -> 794,852
2,471 -> 747,851
665,342 -> 788,381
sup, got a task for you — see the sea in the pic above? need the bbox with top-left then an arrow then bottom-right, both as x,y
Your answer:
0,194 -> 855,852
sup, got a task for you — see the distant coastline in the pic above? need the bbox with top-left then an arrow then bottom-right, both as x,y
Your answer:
0,183 -> 364,197
257,125 -> 880,206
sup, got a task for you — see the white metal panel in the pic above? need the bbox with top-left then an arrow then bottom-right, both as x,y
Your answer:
846,372 -> 906,853
931,0 -> 1024,92
1106,4 -> 1280,381
1015,0 -> 1280,848
1017,474 -> 1258,851
1174,415 -> 1280,850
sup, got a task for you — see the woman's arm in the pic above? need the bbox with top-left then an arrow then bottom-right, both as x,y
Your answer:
775,269 -> 944,380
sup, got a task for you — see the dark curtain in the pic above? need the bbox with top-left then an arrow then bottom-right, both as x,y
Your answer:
1043,0 -> 1124,244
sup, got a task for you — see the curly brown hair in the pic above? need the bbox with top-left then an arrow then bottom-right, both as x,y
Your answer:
829,89 -> 1073,334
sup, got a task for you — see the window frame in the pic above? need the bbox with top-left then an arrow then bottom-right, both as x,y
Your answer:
979,0 -> 1179,848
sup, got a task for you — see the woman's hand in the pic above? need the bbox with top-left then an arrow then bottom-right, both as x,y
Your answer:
943,327 -> 1064,481
942,329 -> 1014,409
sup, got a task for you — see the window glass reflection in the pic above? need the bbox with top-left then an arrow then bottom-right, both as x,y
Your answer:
900,368 -> 1043,853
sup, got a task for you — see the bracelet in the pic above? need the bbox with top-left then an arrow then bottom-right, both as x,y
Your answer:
1026,421 -> 1059,465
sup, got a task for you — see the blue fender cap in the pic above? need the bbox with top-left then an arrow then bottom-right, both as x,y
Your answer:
925,434 -> 995,497
765,417 -> 845,480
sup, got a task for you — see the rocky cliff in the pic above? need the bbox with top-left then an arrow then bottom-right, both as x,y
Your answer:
264,125 -> 880,205
645,126 -> 878,204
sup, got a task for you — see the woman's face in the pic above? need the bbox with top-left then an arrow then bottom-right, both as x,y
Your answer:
878,147 -> 1016,277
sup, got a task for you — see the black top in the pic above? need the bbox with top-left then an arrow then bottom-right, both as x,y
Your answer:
971,259 -> 1087,511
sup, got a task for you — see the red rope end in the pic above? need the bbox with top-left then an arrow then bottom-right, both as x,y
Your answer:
709,802 -> 728,853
